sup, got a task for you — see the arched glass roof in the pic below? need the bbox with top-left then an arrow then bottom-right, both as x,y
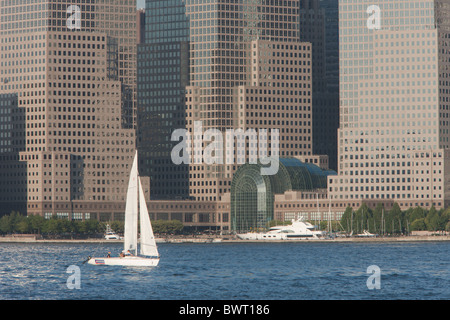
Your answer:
279,158 -> 336,190
231,158 -> 337,232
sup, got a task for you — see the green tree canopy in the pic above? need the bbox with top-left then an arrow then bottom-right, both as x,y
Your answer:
340,206 -> 353,234
385,203 -> 403,234
152,220 -> 184,234
409,207 -> 426,222
410,218 -> 427,231
354,203 -> 373,234
425,206 -> 440,231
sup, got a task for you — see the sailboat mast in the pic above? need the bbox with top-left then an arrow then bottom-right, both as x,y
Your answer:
316,193 -> 320,230
135,149 -> 142,257
328,196 -> 332,234
133,150 -> 139,256
136,174 -> 140,256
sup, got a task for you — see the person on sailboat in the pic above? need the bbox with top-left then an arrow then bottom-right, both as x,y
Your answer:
107,252 -> 111,258
120,249 -> 133,257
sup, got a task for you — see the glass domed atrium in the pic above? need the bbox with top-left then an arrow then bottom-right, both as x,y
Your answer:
230,158 -> 336,233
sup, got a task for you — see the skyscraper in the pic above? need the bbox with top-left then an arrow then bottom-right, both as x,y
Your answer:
299,0 -> 339,171
0,0 -> 142,219
138,0 -> 315,201
329,0 -> 450,209
137,9 -> 146,45
137,0 -> 191,200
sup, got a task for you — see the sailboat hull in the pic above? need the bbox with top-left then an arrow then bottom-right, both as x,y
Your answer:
88,256 -> 160,267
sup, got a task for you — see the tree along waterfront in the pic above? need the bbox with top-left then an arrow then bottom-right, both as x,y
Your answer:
339,203 -> 450,236
0,211 -> 184,238
2,204 -> 450,238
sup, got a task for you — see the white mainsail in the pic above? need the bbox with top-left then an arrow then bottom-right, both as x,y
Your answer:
124,152 -> 139,254
139,178 -> 159,257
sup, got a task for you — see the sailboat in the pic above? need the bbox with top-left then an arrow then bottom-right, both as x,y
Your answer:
87,151 -> 160,267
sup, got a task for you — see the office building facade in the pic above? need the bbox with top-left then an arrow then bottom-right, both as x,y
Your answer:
138,0 -> 315,201
329,0 -> 450,209
300,0 -> 339,171
0,0 -> 142,219
137,0 -> 191,199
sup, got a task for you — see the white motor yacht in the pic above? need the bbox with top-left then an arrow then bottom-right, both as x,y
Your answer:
237,218 -> 324,240
104,224 -> 121,240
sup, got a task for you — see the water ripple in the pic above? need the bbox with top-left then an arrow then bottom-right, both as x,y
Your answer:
0,242 -> 449,300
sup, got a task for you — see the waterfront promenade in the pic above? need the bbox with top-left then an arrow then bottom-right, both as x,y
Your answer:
1,234 -> 450,244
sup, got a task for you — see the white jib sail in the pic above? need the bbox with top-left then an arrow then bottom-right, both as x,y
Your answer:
139,177 -> 159,257
124,152 -> 139,254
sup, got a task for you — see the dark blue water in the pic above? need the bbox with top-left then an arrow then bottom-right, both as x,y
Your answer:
0,241 -> 449,300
